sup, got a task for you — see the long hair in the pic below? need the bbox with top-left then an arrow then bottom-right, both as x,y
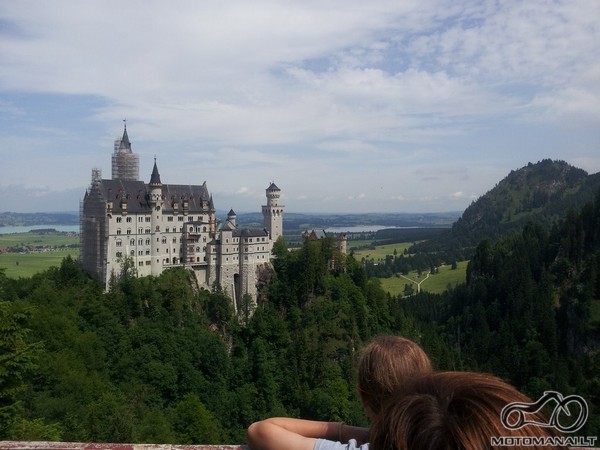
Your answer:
357,335 -> 432,414
370,371 -> 564,450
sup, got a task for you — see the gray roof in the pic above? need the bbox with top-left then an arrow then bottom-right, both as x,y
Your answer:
233,228 -> 269,238
267,182 -> 279,191
98,179 -> 211,214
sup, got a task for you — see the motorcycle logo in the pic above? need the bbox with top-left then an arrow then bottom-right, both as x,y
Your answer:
501,391 -> 588,433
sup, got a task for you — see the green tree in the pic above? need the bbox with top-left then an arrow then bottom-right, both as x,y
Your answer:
173,393 -> 224,444
0,302 -> 41,438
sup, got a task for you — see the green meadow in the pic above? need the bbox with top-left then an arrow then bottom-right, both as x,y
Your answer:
347,240 -> 468,296
378,260 -> 468,296
0,232 -> 79,248
0,249 -> 80,278
350,242 -> 415,260
0,232 -> 80,278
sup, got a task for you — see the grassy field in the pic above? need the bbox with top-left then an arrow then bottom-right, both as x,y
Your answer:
378,260 -> 468,296
350,242 -> 415,260
0,232 -> 80,278
348,240 -> 468,295
0,232 -> 79,248
0,248 -> 80,278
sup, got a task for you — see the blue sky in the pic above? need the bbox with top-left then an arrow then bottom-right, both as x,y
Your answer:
1,1 -> 599,214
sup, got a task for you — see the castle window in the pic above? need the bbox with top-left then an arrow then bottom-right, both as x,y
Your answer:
146,250 -> 150,255
146,260 -> 151,265
116,251 -> 122,257
126,217 -> 132,223
127,228 -> 131,235
178,216 -> 184,222
116,240 -> 122,247
116,217 -> 122,223
146,239 -> 150,245
116,229 -> 121,235
130,250 -> 134,256
168,216 -> 173,222
138,261 -> 143,267
203,226 -> 207,232
138,251 -> 143,256
161,237 -> 167,244
139,239 -> 143,245
166,227 -> 169,233
145,228 -> 150,234
173,238 -> 177,243
188,216 -> 193,222
145,217 -> 151,222
139,217 -> 143,222
130,239 -> 135,245
156,226 -> 160,232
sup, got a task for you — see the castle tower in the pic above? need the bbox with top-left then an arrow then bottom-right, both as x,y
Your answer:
208,195 -> 216,237
339,233 -> 347,254
227,209 -> 237,227
148,159 -> 163,276
112,123 -> 139,180
262,182 -> 284,241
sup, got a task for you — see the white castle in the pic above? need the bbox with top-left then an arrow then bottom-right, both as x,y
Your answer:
80,125 -> 283,311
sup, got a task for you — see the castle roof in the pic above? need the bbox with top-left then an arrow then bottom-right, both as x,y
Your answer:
233,228 -> 269,238
267,182 -> 279,191
228,209 -> 236,216
93,178 -> 211,214
150,160 -> 162,185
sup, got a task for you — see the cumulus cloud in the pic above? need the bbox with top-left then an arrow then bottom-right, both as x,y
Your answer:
0,0 -> 598,213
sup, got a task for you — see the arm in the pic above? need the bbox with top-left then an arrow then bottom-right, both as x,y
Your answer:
247,417 -> 369,450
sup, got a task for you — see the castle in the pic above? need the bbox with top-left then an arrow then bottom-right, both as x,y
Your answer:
80,125 -> 283,311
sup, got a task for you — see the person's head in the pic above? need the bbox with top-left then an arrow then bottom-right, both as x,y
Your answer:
370,371 -> 563,450
357,335 -> 432,419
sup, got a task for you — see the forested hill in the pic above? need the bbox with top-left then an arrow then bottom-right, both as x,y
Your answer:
412,159 -> 600,259
1,183 -> 599,443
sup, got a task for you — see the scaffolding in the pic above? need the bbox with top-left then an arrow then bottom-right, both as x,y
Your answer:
80,168 -> 109,285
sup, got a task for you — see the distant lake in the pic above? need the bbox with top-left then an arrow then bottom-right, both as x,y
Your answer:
0,225 -> 80,234
325,225 -> 413,233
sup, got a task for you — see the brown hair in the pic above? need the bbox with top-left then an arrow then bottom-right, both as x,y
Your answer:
357,335 -> 432,414
370,371 -> 564,450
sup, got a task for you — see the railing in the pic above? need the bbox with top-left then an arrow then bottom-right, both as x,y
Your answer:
0,443 -> 247,450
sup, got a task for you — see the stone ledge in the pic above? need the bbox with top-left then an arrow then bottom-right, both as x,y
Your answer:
0,444 -> 247,450
1,442 -> 596,450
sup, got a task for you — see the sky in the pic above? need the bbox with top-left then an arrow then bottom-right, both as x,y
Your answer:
1,1 -> 599,214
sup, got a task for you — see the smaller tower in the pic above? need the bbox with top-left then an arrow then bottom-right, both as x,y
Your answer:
262,182 -> 284,242
227,209 -> 237,228
148,159 -> 163,276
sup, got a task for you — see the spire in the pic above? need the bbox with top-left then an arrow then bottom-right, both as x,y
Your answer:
209,195 -> 215,211
150,157 -> 162,185
119,121 -> 131,151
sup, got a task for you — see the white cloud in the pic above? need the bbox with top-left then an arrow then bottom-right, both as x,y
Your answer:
0,0 -> 598,213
